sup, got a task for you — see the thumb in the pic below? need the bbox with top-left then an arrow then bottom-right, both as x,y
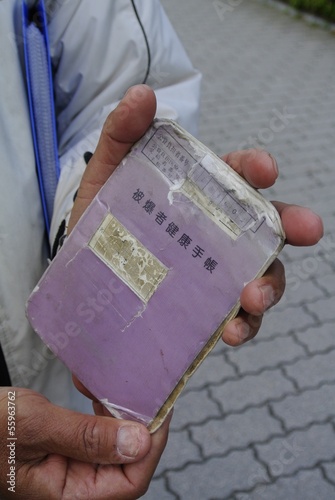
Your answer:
68,84 -> 156,234
31,403 -> 152,464
47,408 -> 151,464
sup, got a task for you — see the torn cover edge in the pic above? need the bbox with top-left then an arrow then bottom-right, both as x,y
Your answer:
136,119 -> 285,242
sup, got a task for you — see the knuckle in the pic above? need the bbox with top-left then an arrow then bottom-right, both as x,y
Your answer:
79,418 -> 105,461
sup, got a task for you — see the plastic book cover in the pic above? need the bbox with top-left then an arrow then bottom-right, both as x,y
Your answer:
26,119 -> 285,432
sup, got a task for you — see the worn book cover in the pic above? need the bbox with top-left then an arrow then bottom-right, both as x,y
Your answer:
26,119 -> 285,432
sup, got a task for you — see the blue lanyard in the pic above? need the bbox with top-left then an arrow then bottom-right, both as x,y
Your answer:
22,0 -> 60,235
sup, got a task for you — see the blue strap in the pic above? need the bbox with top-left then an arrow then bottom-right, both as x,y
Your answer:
22,0 -> 60,235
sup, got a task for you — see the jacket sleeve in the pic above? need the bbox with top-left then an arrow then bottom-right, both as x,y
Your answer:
48,0 -> 201,250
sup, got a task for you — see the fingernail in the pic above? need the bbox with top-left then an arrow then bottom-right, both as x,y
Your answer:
268,153 -> 278,177
260,284 -> 275,311
237,322 -> 251,342
117,425 -> 141,458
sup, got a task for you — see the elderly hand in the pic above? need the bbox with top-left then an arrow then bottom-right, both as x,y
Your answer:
0,388 -> 170,500
220,149 -> 323,346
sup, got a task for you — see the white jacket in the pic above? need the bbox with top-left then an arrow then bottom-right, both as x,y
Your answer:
0,0 -> 201,410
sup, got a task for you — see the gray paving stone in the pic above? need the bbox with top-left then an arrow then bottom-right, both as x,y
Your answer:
316,168 -> 335,187
226,335 -> 306,374
295,323 -> 335,354
154,429 -> 202,477
322,461 -> 335,485
257,304 -> 316,340
276,276 -> 325,309
284,350 -> 335,389
271,384 -> 335,429
284,254 -> 335,283
166,449 -> 268,500
158,0 -> 335,497
184,350 -> 237,392
322,220 -> 335,243
171,387 -> 221,432
279,147 -> 330,169
272,174 -> 318,195
306,296 -> 335,324
275,189 -> 327,210
141,478 -> 176,500
211,368 -> 295,413
295,237 -> 329,263
283,241 -> 334,269
255,423 -> 335,478
277,184 -> 329,205
191,406 -> 282,457
236,468 -> 335,500
301,198 -> 335,220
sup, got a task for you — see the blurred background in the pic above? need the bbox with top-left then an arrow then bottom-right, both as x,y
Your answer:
143,1 -> 335,499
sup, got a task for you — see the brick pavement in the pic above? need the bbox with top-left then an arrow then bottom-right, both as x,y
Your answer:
142,1 -> 335,498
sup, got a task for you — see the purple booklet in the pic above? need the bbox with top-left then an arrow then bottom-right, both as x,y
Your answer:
26,120 -> 285,431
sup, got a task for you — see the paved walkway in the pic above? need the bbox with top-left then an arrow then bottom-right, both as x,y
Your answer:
143,1 -> 335,498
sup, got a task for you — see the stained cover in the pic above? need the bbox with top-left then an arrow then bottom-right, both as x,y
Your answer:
26,120 -> 285,431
